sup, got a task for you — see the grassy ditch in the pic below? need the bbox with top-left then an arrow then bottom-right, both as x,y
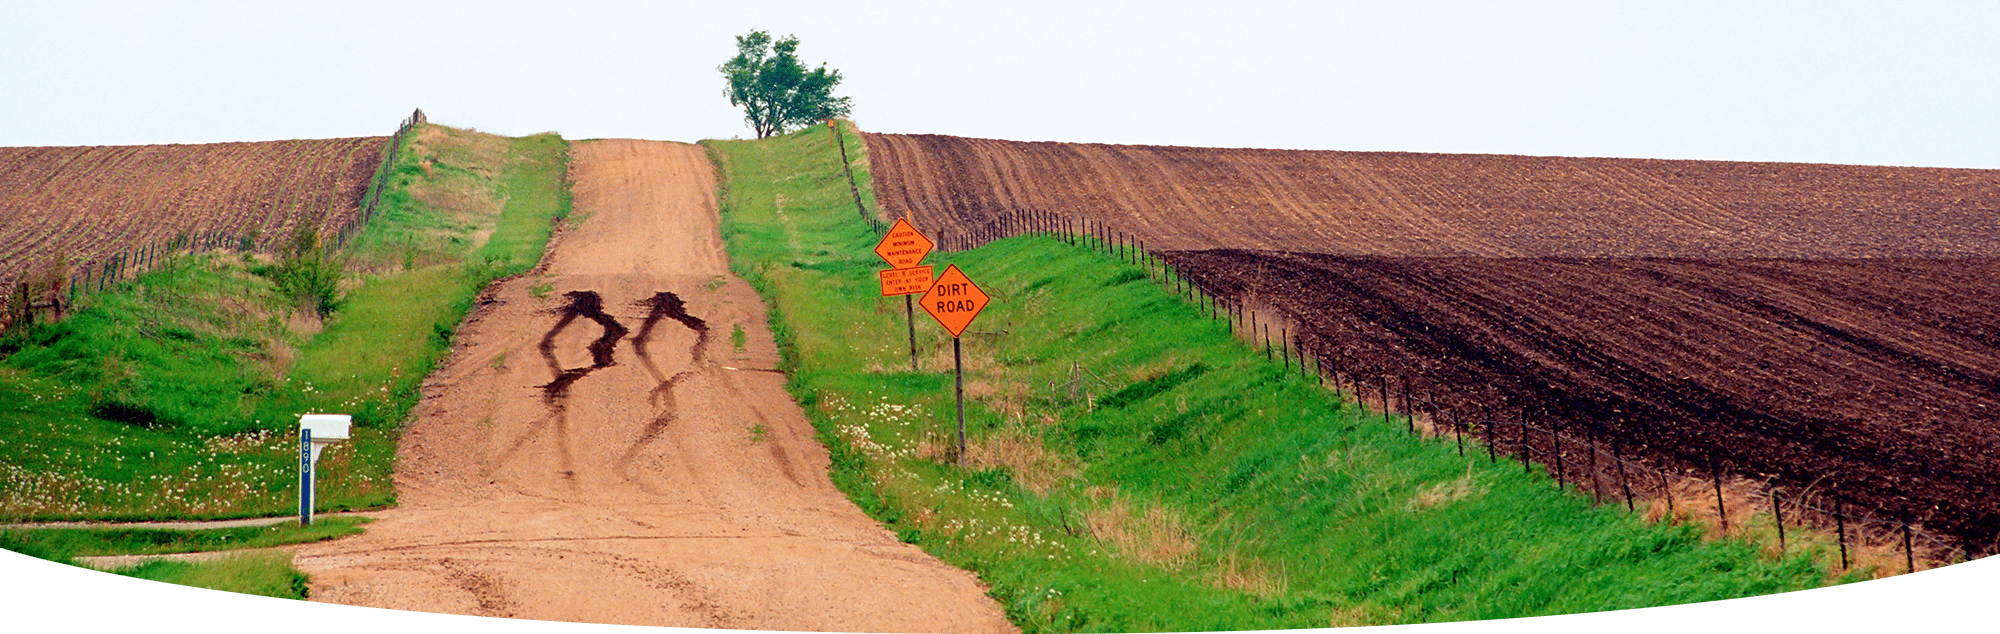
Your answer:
0,516 -> 367,557
0,517 -> 366,599
706,125 -> 1845,630
0,125 -> 571,523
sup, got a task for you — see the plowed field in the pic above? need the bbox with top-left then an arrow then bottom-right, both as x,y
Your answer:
0,137 -> 388,288
864,132 -> 2000,553
864,133 -> 2000,258
1165,251 -> 2000,550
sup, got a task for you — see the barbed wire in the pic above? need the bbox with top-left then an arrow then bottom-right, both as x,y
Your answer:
3,110 -> 425,332
916,205 -> 1980,572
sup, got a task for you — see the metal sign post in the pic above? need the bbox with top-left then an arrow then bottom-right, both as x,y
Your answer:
919,265 -> 991,464
875,218 -> 936,371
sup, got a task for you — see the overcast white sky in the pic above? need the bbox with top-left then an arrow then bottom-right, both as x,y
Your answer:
4,1 -> 1997,169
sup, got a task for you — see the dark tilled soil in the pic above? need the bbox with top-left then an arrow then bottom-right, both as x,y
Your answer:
1167,250 -> 2000,551
863,133 -> 2000,259
0,138 -> 387,290
863,131 -> 2000,554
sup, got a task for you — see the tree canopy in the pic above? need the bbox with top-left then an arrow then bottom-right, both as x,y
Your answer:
719,31 -> 852,138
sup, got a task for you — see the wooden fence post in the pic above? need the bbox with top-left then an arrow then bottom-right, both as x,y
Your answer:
1280,327 -> 1290,371
1587,431 -> 1600,504
1379,376 -> 1391,426
1553,421 -> 1565,488
1520,421 -> 1532,473
1615,444 -> 1633,512
1772,490 -> 1786,553
1401,378 -> 1414,434
1903,508 -> 1915,574
1835,497 -> 1849,570
1710,454 -> 1728,533
1661,470 -> 1676,521
1485,414 -> 1497,463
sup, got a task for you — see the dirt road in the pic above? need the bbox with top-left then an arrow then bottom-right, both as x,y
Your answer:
291,140 -> 1015,632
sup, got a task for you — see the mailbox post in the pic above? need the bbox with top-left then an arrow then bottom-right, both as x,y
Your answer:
298,414 -> 351,525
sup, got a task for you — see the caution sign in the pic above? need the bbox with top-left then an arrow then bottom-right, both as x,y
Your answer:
874,218 -> 935,269
880,265 -> 934,297
919,264 -> 989,338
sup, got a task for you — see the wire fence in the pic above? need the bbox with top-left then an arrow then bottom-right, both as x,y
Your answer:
2,109 -> 426,333
827,119 -> 883,234
929,205 -> 1977,574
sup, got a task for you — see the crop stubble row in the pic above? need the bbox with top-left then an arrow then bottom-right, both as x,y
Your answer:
0,137 -> 387,290
863,132 -> 2000,552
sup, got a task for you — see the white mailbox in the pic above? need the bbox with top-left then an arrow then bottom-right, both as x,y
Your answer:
298,414 -> 352,525
300,414 -> 351,442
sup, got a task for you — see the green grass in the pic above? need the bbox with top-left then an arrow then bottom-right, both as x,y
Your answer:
704,124 -> 1843,630
0,517 -> 366,556
0,124 -> 571,523
0,518 -> 365,599
110,550 -> 311,599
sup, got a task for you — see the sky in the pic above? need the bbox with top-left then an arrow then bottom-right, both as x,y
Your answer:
4,1 -> 1998,169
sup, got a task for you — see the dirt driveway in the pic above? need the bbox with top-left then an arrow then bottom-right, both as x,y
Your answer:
291,140 -> 1015,632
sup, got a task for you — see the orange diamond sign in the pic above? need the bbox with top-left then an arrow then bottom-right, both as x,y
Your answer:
874,218 -> 934,269
919,264 -> 988,338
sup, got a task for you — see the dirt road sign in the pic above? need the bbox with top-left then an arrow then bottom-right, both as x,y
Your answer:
874,218 -> 934,269
920,264 -> 988,338
879,265 -> 934,297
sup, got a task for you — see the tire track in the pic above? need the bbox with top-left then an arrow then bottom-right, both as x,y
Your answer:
291,140 -> 1015,633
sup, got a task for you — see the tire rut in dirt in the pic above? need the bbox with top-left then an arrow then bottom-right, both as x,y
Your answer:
495,290 -> 632,486
620,291 -> 710,482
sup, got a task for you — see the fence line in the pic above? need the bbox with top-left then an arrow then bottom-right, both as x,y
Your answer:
827,119 -> 881,233
3,109 -> 427,332
337,108 -> 426,249
921,205 -> 1973,573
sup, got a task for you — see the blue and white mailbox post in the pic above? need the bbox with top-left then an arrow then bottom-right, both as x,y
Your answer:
298,414 -> 351,526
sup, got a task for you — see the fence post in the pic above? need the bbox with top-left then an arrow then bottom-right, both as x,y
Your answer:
1379,376 -> 1391,426
1401,378 -> 1414,435
1280,327 -> 1289,371
1520,421 -> 1531,473
1710,454 -> 1727,533
1834,497 -> 1849,570
1430,394 -> 1456,454
1615,444 -> 1633,512
1587,431 -> 1600,505
1661,470 -> 1675,521
1903,508 -> 1915,574
1772,490 -> 1786,554
1485,414 -> 1497,463
1553,421 -> 1565,488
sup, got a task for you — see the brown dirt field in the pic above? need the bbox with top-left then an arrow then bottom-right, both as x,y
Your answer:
289,140 -> 1015,632
863,133 -> 2000,259
1165,251 -> 2000,552
861,131 -> 2000,554
0,138 -> 387,289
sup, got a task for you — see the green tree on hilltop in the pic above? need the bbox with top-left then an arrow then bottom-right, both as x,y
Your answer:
719,30 -> 852,138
